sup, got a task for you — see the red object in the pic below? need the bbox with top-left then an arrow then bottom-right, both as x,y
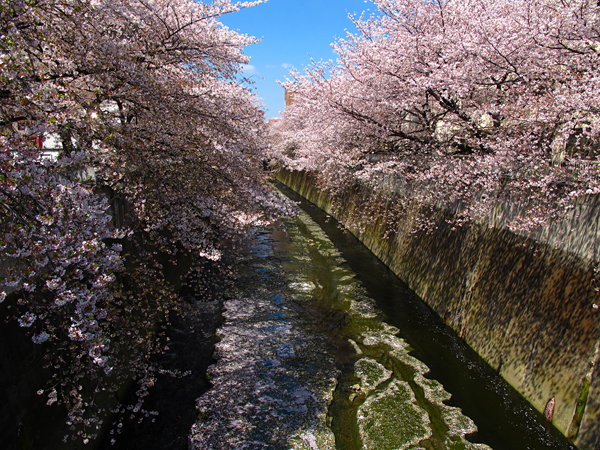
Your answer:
544,397 -> 555,422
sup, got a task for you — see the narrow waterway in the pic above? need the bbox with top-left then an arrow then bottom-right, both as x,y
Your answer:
189,184 -> 576,450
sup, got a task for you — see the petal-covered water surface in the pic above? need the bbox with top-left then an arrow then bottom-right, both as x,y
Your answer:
190,206 -> 488,449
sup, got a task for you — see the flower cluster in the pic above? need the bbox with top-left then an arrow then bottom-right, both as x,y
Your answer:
1,0 -> 291,444
271,0 -> 600,236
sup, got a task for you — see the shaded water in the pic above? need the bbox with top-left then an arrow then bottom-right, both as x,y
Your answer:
190,184 -> 576,450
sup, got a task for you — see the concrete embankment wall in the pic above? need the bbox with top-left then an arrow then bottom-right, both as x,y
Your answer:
277,169 -> 600,450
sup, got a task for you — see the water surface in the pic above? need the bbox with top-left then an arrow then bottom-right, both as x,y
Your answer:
189,184 -> 575,450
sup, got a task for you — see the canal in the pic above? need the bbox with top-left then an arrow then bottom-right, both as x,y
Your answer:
188,184 -> 576,450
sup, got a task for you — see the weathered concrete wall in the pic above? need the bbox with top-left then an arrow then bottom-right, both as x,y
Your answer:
277,169 -> 600,450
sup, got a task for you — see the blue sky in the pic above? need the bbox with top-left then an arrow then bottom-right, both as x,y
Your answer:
220,0 -> 374,119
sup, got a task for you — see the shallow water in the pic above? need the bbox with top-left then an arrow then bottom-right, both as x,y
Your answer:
189,185 -> 576,450
189,223 -> 338,449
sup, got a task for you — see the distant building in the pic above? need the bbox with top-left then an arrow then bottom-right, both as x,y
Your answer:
284,89 -> 295,108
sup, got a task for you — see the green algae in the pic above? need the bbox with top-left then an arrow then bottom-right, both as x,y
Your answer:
355,358 -> 393,394
357,380 -> 432,450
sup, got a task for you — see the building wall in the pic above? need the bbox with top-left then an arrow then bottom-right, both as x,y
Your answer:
284,89 -> 295,108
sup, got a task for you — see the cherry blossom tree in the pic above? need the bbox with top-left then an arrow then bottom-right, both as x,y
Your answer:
1,0 -> 291,442
273,0 -> 600,233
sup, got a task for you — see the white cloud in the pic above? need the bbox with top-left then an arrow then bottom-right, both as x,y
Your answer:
242,64 -> 258,75
266,63 -> 293,70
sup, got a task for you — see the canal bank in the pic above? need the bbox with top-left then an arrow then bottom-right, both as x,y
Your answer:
188,184 -> 575,450
276,169 -> 600,450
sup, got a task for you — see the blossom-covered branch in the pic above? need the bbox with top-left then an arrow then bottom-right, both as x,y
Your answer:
1,0 -> 291,442
272,0 -> 600,233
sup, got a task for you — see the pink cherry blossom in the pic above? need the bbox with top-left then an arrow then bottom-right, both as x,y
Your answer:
273,0 -> 600,236
1,0 -> 292,443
